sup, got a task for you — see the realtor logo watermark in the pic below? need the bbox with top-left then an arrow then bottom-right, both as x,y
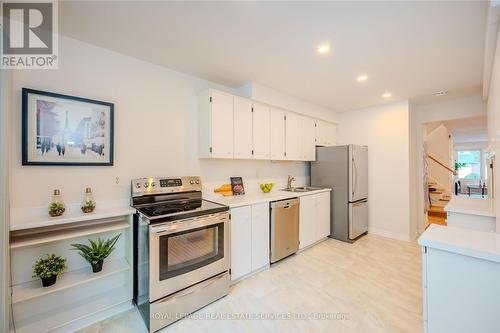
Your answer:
1,1 -> 58,69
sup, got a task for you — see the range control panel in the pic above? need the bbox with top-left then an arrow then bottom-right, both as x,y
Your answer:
131,176 -> 201,197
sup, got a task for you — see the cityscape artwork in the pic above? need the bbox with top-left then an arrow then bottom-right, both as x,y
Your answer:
22,88 -> 114,166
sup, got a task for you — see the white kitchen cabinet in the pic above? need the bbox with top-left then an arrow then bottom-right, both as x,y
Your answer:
285,112 -> 301,161
270,108 -> 286,160
233,97 -> 253,159
326,122 -> 337,146
299,192 -> 331,249
199,90 -> 234,159
299,194 -> 317,249
230,203 -> 270,281
252,103 -> 271,160
300,116 -> 316,161
315,120 -> 337,147
230,206 -> 252,280
315,120 -> 327,146
316,192 -> 331,238
421,245 -> 500,333
199,89 -> 328,161
250,202 -> 270,270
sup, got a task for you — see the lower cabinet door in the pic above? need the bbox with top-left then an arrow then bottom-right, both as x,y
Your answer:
299,195 -> 317,249
251,202 -> 270,270
230,206 -> 252,280
316,192 -> 331,239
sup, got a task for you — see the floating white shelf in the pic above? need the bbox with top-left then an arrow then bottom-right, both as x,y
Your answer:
10,220 -> 130,249
10,202 -> 136,231
12,286 -> 131,333
11,258 -> 130,304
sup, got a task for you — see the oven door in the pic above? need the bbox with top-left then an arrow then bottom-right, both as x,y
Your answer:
149,212 -> 229,301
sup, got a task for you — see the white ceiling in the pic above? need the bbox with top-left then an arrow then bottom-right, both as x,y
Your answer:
59,1 -> 488,112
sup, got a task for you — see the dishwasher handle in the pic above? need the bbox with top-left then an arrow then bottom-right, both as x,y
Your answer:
271,198 -> 300,209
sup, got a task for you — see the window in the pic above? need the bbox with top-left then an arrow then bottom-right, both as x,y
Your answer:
456,150 -> 481,180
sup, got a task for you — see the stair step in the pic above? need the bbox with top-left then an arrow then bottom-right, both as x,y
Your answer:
428,206 -> 448,218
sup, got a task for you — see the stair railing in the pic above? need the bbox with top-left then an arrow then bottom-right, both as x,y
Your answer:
426,154 -> 457,176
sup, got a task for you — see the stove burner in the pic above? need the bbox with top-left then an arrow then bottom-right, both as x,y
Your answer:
139,199 -> 203,217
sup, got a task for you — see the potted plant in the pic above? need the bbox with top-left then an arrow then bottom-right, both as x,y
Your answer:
70,234 -> 121,273
48,189 -> 65,217
33,254 -> 67,287
455,162 -> 466,172
81,187 -> 96,213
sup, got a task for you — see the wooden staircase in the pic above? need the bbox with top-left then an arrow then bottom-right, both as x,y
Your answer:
427,180 -> 450,226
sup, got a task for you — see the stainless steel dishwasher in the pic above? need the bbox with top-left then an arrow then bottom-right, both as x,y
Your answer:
270,198 -> 300,263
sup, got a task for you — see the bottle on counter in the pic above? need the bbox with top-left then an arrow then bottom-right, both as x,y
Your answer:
49,189 -> 65,217
81,187 -> 96,214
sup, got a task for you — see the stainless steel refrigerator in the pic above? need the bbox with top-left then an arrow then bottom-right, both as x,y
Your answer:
311,145 -> 368,242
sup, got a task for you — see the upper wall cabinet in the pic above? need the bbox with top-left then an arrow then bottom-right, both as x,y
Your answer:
199,89 -> 336,161
285,112 -> 301,161
234,97 -> 254,159
300,116 -> 316,161
252,103 -> 271,160
286,113 -> 316,161
315,120 -> 337,147
270,108 -> 286,160
199,90 -> 234,159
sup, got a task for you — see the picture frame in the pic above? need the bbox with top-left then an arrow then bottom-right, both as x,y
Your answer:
230,177 -> 245,196
22,88 -> 114,166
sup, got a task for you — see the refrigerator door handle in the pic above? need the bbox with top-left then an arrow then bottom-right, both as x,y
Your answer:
353,157 -> 358,198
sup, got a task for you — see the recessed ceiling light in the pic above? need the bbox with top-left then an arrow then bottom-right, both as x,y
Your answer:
382,92 -> 392,98
317,44 -> 330,54
433,91 -> 448,97
357,75 -> 368,82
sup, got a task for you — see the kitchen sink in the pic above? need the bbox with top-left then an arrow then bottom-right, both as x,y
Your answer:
282,186 -> 324,192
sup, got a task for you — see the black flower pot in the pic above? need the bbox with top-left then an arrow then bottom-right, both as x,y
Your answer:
41,275 -> 57,287
91,261 -> 103,273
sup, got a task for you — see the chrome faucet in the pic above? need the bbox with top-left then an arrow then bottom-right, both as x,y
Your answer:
287,175 -> 296,189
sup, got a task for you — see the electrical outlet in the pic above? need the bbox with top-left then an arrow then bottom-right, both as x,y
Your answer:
115,176 -> 120,184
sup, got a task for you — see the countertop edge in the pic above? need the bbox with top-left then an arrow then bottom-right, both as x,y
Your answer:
418,224 -> 500,264
207,188 -> 332,208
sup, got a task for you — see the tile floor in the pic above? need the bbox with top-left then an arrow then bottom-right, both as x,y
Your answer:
78,235 -> 423,333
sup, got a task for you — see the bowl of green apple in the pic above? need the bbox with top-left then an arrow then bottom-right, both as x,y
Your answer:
259,183 -> 274,193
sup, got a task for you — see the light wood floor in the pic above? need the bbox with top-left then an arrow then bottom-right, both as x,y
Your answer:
78,235 -> 423,333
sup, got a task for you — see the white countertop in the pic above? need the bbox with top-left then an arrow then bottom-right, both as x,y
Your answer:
444,196 -> 495,217
206,188 -> 332,208
10,200 -> 136,231
418,224 -> 500,264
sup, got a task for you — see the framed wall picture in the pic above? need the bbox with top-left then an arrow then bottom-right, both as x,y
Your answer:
22,88 -> 114,166
230,177 -> 245,196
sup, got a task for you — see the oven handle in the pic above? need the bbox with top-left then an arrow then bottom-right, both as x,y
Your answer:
150,213 -> 228,235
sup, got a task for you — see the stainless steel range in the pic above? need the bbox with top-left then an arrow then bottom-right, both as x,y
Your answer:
131,176 -> 230,332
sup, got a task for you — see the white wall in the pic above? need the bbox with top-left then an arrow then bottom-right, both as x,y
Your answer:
454,141 -> 488,151
236,82 -> 338,123
486,21 -> 500,232
1,67 -> 12,333
412,94 -> 487,234
9,36 -> 334,211
337,101 -> 411,241
425,124 -> 452,191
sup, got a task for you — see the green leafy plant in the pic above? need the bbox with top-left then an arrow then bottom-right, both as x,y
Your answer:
70,234 -> 121,265
454,162 -> 466,171
49,202 -> 65,217
33,254 -> 67,279
81,199 -> 96,213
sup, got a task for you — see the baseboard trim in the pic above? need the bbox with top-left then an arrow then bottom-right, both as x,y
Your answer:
368,228 -> 411,242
